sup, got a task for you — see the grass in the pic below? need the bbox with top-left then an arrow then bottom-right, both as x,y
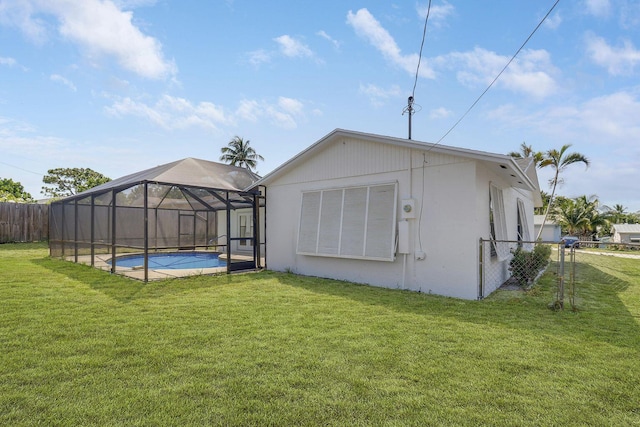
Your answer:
1,243 -> 639,426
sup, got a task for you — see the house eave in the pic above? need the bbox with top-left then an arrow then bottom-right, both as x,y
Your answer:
252,129 -> 539,194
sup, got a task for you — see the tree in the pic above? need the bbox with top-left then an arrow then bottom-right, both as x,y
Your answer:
219,136 -> 264,172
535,190 -> 551,215
42,168 -> 111,198
535,144 -> 590,240
552,195 -> 605,239
507,142 -> 545,167
0,178 -> 34,202
601,203 -> 639,225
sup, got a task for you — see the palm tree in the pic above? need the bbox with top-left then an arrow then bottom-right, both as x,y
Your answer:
602,204 -> 629,224
553,195 -> 606,240
535,144 -> 590,240
507,142 -> 545,167
552,197 -> 591,237
219,136 -> 264,171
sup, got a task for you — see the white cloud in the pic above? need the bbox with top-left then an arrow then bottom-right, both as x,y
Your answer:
236,97 -> 306,129
0,56 -> 17,66
429,107 -> 452,119
586,34 -> 640,75
112,0 -> 157,8
544,12 -> 562,30
435,47 -> 558,99
584,0 -> 611,17
0,1 -> 48,43
274,35 -> 313,58
0,0 -> 176,80
278,97 -> 304,116
246,49 -> 271,66
488,90 -> 640,148
359,83 -> 401,107
106,94 -> 307,131
50,74 -> 77,91
417,1 -> 455,26
105,95 -> 229,130
346,8 -> 435,79
316,30 -> 340,49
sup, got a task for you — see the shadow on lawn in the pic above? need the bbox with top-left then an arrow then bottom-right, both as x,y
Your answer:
270,266 -> 640,350
31,256 -> 234,303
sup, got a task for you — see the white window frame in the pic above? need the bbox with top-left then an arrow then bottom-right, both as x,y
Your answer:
297,182 -> 398,261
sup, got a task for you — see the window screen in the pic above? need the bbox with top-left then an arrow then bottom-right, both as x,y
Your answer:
297,183 -> 397,261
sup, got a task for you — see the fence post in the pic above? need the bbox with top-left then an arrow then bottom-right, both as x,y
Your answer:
557,244 -> 565,310
478,238 -> 484,300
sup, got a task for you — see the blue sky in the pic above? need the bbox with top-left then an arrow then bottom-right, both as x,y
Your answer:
1,0 -> 639,211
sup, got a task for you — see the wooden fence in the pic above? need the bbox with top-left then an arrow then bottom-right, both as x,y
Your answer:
0,203 -> 49,243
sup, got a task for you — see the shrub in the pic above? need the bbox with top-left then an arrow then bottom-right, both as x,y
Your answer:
509,244 -> 552,287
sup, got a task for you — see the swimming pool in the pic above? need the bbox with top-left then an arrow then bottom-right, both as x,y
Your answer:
109,252 -> 226,270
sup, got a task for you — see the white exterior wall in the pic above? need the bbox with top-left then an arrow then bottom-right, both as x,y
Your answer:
265,136 -> 487,299
263,134 -> 538,299
613,231 -> 640,243
534,215 -> 561,242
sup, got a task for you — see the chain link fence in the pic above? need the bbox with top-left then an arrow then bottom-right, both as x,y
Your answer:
562,240 -> 640,311
480,238 -> 640,310
479,239 -> 561,300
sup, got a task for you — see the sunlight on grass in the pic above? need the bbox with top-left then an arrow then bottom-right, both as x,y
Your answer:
1,243 -> 639,425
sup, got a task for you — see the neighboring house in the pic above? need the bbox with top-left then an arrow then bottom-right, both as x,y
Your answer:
534,215 -> 562,242
255,129 -> 542,300
611,224 -> 640,244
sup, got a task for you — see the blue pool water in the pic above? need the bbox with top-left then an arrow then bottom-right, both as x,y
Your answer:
109,252 -> 225,270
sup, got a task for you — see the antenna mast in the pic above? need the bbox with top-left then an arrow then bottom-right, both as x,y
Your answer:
403,96 -> 415,140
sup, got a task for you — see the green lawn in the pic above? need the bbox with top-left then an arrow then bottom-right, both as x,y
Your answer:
1,243 -> 639,426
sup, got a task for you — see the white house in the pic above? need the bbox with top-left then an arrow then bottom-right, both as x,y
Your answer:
256,129 -> 542,300
611,224 -> 640,244
534,215 -> 562,242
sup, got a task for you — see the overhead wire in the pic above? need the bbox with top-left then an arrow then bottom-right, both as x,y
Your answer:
433,0 -> 562,145
412,0 -> 431,99
0,160 -> 43,176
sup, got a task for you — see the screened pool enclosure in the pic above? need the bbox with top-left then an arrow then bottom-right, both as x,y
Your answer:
49,158 -> 265,281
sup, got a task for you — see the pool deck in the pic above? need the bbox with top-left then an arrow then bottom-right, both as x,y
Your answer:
69,252 -> 263,281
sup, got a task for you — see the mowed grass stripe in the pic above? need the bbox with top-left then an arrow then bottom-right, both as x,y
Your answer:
1,243 -> 639,426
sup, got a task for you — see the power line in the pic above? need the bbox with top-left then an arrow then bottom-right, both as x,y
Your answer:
0,160 -> 44,176
404,0 -> 431,140
412,0 -> 431,99
435,0 -> 561,145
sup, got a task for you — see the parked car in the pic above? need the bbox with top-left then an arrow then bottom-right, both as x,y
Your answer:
562,236 -> 580,248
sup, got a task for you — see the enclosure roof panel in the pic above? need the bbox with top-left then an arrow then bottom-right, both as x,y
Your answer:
71,157 -> 260,198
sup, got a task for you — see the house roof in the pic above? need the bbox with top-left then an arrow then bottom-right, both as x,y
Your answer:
612,223 -> 640,234
253,129 -> 541,200
79,157 -> 259,196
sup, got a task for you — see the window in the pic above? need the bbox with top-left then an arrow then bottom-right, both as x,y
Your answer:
489,184 -> 509,261
297,183 -> 397,261
517,199 -> 531,242
517,198 -> 533,250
